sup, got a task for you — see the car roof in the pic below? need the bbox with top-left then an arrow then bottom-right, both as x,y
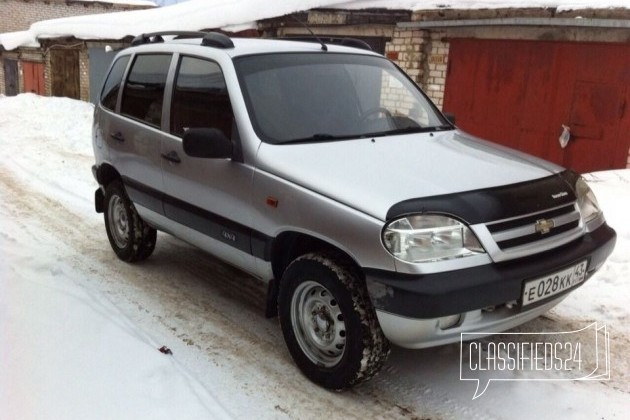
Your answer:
127,35 -> 381,58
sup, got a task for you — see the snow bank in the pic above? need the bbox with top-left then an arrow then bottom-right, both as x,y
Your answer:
2,0 -> 630,50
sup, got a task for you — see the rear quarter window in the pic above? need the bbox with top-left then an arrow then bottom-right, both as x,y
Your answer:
100,55 -> 130,111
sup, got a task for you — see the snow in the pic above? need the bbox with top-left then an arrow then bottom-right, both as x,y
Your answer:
0,93 -> 629,418
0,94 -> 229,419
2,0 -> 630,50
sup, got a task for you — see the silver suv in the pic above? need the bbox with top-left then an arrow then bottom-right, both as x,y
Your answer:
92,31 -> 616,390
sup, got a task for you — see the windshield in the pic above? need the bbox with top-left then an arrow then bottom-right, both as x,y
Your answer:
234,53 -> 451,144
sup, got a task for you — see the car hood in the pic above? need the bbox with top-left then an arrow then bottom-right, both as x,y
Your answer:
254,129 -> 565,221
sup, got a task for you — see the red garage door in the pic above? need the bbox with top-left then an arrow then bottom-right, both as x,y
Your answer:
443,39 -> 630,173
22,61 -> 46,96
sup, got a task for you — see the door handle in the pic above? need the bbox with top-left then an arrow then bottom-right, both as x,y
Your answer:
110,132 -> 125,143
559,125 -> 571,149
161,150 -> 181,163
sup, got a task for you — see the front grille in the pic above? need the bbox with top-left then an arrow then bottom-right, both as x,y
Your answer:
485,203 -> 581,251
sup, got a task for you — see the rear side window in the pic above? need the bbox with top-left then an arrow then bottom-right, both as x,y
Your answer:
170,56 -> 233,138
100,55 -> 130,111
121,54 -> 172,127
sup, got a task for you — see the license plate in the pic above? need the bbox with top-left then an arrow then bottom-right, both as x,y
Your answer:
522,260 -> 588,306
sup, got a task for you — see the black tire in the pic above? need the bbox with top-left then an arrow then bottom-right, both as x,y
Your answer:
103,180 -> 156,262
278,252 -> 390,390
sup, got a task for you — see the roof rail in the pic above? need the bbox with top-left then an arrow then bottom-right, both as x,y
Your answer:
201,32 -> 234,49
130,31 -> 234,49
131,31 -> 205,46
282,36 -> 372,51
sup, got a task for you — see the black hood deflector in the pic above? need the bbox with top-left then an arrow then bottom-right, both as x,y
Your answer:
386,170 -> 579,224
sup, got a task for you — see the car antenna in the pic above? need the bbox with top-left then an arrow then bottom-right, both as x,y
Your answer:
291,14 -> 327,51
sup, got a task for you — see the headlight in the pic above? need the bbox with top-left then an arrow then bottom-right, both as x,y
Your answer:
382,214 -> 485,263
576,177 -> 601,223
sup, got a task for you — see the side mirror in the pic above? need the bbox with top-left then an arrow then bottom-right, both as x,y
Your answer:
182,128 -> 233,159
443,112 -> 456,125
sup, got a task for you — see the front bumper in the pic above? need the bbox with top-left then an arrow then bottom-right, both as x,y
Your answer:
365,223 -> 616,347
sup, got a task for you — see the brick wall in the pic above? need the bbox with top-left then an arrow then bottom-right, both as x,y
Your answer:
79,49 -> 89,101
384,29 -> 425,85
1,0 -> 153,33
423,32 -> 449,109
44,52 -> 51,96
384,28 -> 450,110
0,62 -> 4,95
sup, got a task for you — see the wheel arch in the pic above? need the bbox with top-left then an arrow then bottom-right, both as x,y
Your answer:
275,244 -> 390,389
265,230 -> 364,318
95,163 -> 122,188
94,163 -> 122,213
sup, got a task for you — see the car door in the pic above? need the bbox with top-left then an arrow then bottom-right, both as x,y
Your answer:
104,53 -> 173,216
160,54 -> 257,273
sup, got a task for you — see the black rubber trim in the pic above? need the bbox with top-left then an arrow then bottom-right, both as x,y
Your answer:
123,177 -> 164,216
386,170 -> 580,224
364,223 -> 616,319
121,176 -> 273,261
94,188 -> 105,213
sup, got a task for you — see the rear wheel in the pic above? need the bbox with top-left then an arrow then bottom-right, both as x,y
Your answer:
278,253 -> 390,390
104,180 -> 156,262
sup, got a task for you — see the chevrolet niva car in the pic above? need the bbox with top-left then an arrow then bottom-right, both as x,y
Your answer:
91,31 -> 616,390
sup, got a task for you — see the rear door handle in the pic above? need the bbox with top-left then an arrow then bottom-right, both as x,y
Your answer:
110,132 -> 125,142
161,150 -> 181,163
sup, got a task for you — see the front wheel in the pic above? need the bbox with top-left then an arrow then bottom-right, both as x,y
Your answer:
278,253 -> 390,390
104,180 -> 156,262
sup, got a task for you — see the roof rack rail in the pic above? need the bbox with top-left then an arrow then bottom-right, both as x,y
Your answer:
282,36 -> 372,51
130,31 -> 234,49
201,32 -> 234,49
131,31 -> 205,46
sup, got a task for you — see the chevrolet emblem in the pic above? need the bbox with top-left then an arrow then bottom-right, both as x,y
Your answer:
535,218 -> 555,234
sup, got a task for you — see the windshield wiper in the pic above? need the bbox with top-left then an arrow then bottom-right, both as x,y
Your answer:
281,133 -> 355,144
367,125 -> 454,137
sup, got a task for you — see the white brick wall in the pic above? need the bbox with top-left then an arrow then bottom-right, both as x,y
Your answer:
384,29 -> 426,85
421,31 -> 448,108
384,28 -> 450,109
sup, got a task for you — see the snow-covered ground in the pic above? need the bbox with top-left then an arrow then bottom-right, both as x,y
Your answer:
0,94 -> 628,419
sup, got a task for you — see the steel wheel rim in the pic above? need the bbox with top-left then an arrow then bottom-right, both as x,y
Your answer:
108,195 -> 129,249
291,280 -> 346,367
